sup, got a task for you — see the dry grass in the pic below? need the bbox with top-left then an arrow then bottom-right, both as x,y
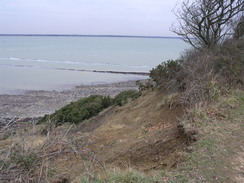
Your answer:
0,89 -> 189,182
173,89 -> 244,183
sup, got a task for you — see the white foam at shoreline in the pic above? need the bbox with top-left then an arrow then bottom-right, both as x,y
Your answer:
0,57 -> 152,69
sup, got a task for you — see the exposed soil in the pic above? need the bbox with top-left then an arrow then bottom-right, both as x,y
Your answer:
48,90 -> 189,181
0,83 -> 189,182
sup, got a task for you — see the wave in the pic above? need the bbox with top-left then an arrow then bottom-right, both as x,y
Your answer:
0,63 -> 41,69
0,57 -> 84,65
0,57 -> 122,66
0,57 -> 153,70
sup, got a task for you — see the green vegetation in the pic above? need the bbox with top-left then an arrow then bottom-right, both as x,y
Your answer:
39,90 -> 141,125
150,39 -> 244,105
1,2 -> 243,180
10,148 -> 38,171
39,95 -> 113,125
113,90 -> 141,106
78,90 -> 244,183
173,90 -> 244,182
150,59 -> 182,87
80,169 -> 163,183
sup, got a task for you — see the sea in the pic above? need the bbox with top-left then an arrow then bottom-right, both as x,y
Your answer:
0,35 -> 189,94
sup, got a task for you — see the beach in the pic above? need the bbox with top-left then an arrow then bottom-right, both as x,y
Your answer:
0,80 -> 139,126
0,36 -> 188,128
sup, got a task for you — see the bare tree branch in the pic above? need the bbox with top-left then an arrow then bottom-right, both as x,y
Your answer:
171,0 -> 244,49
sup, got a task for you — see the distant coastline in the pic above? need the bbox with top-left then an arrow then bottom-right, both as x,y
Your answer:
0,34 -> 182,39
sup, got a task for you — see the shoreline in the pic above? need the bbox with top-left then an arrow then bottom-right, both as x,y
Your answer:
0,80 -> 142,125
0,69 -> 149,95
60,68 -> 150,76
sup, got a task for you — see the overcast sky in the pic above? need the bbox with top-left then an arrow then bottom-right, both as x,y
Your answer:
0,0 -> 182,36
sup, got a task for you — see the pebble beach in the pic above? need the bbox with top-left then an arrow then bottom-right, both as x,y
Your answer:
0,80 -> 139,126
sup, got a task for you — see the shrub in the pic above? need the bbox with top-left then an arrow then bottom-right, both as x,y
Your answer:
39,90 -> 142,125
150,59 -> 182,86
150,39 -> 244,106
10,145 -> 39,172
136,80 -> 154,91
214,39 -> 244,86
113,90 -> 141,106
234,16 -> 244,39
39,95 -> 113,125
10,152 -> 38,171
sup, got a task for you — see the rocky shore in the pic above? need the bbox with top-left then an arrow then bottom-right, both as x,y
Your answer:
0,80 -> 140,128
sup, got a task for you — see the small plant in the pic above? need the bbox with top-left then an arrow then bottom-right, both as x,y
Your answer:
11,151 -> 38,171
136,80 -> 154,90
9,144 -> 39,172
80,169 -> 163,183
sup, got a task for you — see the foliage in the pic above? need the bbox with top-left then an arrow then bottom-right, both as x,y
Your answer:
150,59 -> 182,90
113,90 -> 141,106
136,80 -> 154,91
39,95 -> 113,125
214,39 -> 244,85
39,90 -> 141,125
234,16 -> 244,39
10,150 -> 38,171
171,0 -> 243,49
150,39 -> 244,106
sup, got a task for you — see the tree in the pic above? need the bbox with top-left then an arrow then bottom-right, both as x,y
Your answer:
234,15 -> 244,38
171,0 -> 244,49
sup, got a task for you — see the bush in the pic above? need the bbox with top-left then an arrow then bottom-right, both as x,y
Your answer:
10,145 -> 39,172
150,39 -> 244,106
150,59 -> 182,86
10,152 -> 38,171
39,90 -> 142,125
214,39 -> 244,86
113,90 -> 141,106
39,95 -> 113,125
234,16 -> 244,39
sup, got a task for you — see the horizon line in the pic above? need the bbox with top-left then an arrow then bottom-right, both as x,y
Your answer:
0,34 -> 182,39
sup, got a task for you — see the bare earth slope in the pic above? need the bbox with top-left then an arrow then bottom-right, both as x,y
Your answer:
48,90 -> 188,181
0,88 -> 243,183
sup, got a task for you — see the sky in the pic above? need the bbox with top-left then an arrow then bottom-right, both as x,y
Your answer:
0,0 -> 182,36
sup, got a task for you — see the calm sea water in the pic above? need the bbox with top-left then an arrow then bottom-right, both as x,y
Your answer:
0,36 -> 189,94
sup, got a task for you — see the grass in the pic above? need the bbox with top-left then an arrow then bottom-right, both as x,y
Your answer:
1,90 -> 243,182
82,89 -> 243,183
170,89 -> 244,183
31,90 -> 244,183
76,88 -> 243,183
80,168 -> 164,183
